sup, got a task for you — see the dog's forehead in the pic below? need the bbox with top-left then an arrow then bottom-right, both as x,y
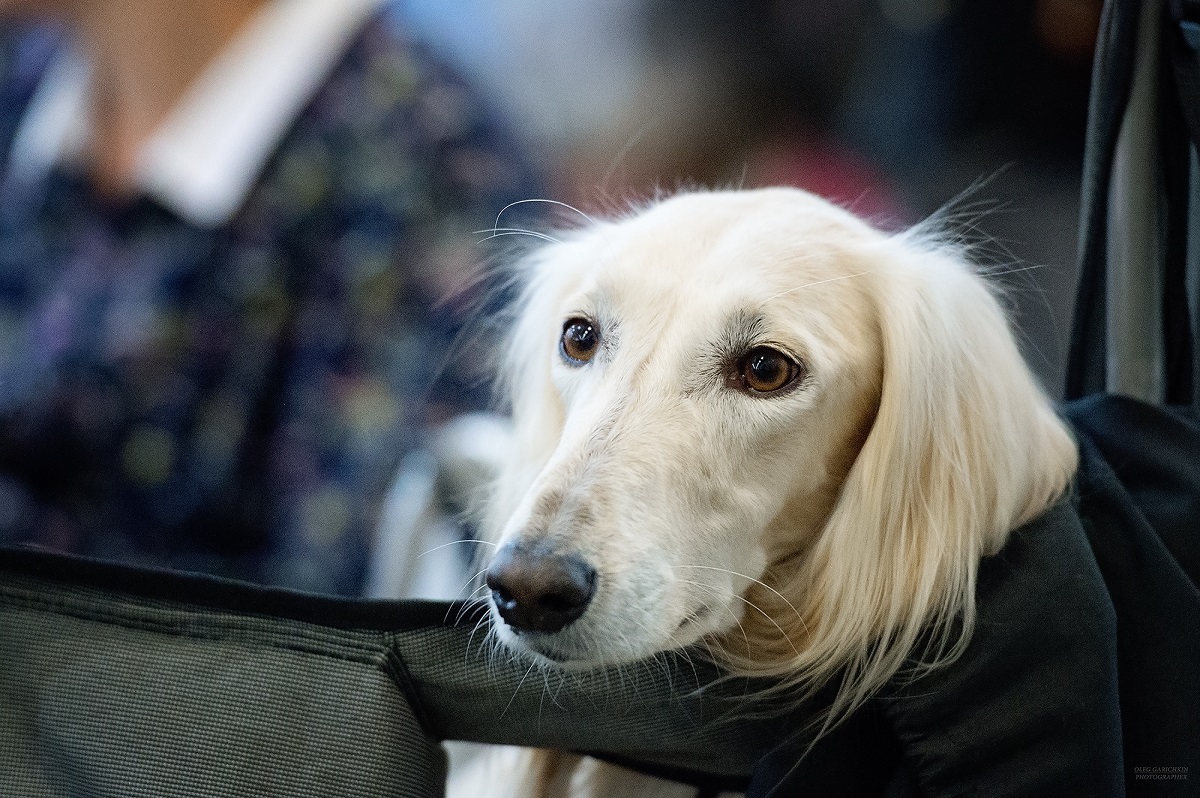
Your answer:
567,189 -> 877,309
532,190 -> 884,377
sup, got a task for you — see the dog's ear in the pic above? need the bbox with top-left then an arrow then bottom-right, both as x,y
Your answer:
794,240 -> 1078,716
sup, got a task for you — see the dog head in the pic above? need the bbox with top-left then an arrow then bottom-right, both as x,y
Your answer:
482,188 -> 1076,711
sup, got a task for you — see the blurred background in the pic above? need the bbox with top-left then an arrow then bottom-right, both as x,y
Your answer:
408,0 -> 1101,391
0,0 -> 1102,595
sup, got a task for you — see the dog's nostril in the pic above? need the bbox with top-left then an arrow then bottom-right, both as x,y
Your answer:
537,592 -> 580,613
490,583 -> 516,605
486,543 -> 597,635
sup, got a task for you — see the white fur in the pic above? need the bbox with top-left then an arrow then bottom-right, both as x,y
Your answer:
462,188 -> 1078,798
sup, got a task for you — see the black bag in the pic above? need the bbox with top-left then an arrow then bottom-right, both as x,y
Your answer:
1060,0 -> 1200,789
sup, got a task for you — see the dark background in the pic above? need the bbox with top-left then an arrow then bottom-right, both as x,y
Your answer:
408,0 -> 1102,394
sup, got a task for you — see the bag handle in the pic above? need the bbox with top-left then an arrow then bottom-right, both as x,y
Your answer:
1066,0 -> 1199,407
1169,0 -> 1200,405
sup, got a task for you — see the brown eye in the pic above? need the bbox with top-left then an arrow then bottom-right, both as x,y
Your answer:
560,318 -> 599,364
736,347 -> 802,394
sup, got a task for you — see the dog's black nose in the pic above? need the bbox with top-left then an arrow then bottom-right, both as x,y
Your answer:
486,543 -> 597,634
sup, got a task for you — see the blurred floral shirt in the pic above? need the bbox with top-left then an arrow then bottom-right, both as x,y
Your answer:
0,2 -> 533,594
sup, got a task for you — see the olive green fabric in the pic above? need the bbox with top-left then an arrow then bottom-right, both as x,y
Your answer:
0,569 -> 446,798
0,551 -> 788,797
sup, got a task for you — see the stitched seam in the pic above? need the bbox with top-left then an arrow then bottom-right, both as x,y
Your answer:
1,588 -> 384,665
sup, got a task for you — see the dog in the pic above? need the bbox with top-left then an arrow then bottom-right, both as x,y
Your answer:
465,187 -> 1078,797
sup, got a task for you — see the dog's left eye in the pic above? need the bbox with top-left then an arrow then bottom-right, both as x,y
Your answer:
560,318 -> 600,364
733,347 -> 803,394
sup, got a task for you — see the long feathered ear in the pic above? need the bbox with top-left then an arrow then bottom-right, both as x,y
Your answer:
786,238 -> 1078,719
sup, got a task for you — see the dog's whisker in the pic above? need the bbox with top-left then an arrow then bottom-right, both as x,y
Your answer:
464,611 -> 493,663
661,610 -> 716,694
419,537 -> 498,559
500,661 -> 539,721
734,160 -> 749,191
598,119 -> 658,197
765,271 -> 870,303
475,228 -> 561,245
670,581 -> 756,662
449,588 -> 489,626
678,564 -> 810,636
729,594 -> 803,660
457,581 -> 491,610
451,566 -> 491,603
674,575 -> 803,665
493,198 -> 596,230
982,262 -> 1048,279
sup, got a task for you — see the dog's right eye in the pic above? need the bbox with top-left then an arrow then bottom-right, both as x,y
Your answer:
560,318 -> 600,364
732,346 -> 803,395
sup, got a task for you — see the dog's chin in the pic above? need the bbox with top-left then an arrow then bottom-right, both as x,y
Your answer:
487,625 -> 600,670
494,632 -> 601,670
488,602 -> 732,670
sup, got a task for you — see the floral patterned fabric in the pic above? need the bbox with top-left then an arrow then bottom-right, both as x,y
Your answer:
0,6 -> 534,594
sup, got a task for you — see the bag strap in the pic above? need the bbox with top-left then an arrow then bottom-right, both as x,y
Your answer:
1170,0 -> 1200,405
1067,0 -> 1199,408
1066,0 -> 1142,401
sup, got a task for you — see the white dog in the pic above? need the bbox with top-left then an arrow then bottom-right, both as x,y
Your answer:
465,187 -> 1078,797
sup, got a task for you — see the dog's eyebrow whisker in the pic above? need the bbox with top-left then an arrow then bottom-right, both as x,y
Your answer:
475,228 -> 562,245
734,160 -> 750,191
983,263 -> 1047,278
599,119 -> 658,196
842,187 -> 876,216
494,198 -> 597,230
678,564 -> 810,636
765,271 -> 870,303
